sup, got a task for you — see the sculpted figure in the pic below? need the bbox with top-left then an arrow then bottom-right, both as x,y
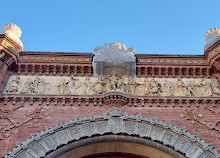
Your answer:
74,80 -> 83,95
146,79 -> 161,96
174,77 -> 189,96
187,81 -> 197,96
57,79 -> 69,94
162,80 -> 174,96
104,72 -> 117,92
135,78 -> 147,95
117,76 -> 128,92
21,78 -> 34,94
68,77 -> 78,94
92,77 -> 103,94
127,77 -> 136,94
83,77 -> 91,95
199,79 -> 212,96
211,80 -> 220,96
33,77 -> 49,94
7,76 -> 20,93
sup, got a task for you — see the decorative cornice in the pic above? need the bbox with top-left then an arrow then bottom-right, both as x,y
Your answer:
1,93 -> 220,107
3,108 -> 220,158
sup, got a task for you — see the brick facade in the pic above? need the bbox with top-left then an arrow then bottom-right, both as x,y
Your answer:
0,29 -> 220,157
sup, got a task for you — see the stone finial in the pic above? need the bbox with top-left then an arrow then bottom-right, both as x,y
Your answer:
204,27 -> 220,50
0,23 -> 23,47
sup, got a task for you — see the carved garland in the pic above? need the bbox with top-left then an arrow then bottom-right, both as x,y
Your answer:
3,108 -> 220,158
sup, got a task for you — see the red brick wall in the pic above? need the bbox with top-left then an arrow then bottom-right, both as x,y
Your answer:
0,104 -> 220,156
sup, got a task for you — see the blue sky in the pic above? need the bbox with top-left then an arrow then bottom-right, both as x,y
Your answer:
1,0 -> 220,55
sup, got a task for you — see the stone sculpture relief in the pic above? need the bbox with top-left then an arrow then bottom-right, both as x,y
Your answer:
211,80 -> 220,96
6,76 -> 20,93
20,77 -> 50,94
0,23 -> 23,47
4,74 -> 220,97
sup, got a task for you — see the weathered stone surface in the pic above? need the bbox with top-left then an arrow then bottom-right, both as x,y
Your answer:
93,43 -> 136,77
0,23 -> 23,47
4,75 -> 220,97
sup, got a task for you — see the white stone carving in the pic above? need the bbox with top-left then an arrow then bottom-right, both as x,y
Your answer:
0,23 -> 23,47
6,76 -> 20,93
174,77 -> 190,96
92,77 -> 103,94
211,80 -> 220,96
205,27 -> 220,41
204,27 -> 220,50
162,80 -> 174,96
199,79 -> 212,96
94,42 -> 136,64
21,77 -> 50,94
93,42 -> 136,77
3,75 -> 220,97
146,78 -> 161,96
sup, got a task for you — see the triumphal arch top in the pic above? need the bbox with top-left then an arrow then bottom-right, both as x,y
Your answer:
0,23 -> 220,158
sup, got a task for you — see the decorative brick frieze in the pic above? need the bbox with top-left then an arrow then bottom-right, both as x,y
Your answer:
136,66 -> 211,78
17,63 -> 93,76
17,55 -> 213,78
1,93 -> 219,108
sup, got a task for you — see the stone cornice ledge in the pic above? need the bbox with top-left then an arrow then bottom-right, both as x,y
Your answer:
1,93 -> 220,107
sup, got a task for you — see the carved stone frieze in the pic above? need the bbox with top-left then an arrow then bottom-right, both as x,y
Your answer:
4,74 -> 220,97
3,108 -> 220,158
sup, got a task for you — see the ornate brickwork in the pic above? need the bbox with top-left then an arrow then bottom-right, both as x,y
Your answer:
1,24 -> 220,157
3,108 -> 220,158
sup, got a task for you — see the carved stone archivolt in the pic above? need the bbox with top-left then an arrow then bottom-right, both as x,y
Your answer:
4,74 -> 220,97
3,108 -> 220,158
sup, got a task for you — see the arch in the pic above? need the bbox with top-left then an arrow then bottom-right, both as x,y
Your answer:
46,135 -> 183,158
3,108 -> 220,158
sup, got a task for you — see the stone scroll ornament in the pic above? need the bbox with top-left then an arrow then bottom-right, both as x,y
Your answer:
93,42 -> 136,77
3,108 -> 220,158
